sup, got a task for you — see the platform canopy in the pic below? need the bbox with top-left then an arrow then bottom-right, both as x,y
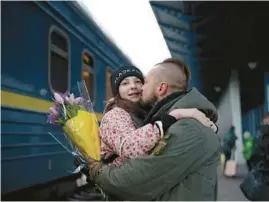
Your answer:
150,1 -> 269,110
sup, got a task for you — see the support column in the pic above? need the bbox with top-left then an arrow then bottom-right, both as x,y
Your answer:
229,69 -> 245,164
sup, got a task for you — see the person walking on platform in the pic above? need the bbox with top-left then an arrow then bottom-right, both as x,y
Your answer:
222,125 -> 237,173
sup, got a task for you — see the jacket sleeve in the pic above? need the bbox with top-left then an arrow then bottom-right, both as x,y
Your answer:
96,119 -> 216,200
99,108 -> 161,158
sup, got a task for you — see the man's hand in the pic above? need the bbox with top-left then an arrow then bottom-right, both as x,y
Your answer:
74,157 -> 103,182
169,108 -> 218,133
74,157 -> 88,174
87,158 -> 104,181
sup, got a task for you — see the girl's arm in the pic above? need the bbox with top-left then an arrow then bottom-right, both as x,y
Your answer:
100,108 -> 162,158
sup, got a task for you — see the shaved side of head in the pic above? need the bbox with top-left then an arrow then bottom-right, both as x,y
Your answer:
141,58 -> 190,104
152,58 -> 191,93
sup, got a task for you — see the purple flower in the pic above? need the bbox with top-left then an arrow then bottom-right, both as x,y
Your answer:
85,100 -> 93,111
62,91 -> 70,98
53,92 -> 64,104
49,106 -> 59,116
74,97 -> 84,104
65,93 -> 76,104
61,92 -> 71,103
47,114 -> 57,124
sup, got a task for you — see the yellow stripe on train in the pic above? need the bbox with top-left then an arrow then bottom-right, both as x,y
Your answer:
1,90 -> 103,121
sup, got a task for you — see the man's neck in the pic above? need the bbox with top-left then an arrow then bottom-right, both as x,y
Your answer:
143,90 -> 188,125
156,93 -> 171,103
156,89 -> 185,103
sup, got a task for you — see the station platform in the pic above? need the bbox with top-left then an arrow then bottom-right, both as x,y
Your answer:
217,164 -> 249,201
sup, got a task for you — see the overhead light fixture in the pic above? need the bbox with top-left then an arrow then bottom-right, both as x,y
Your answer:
248,62 -> 257,70
214,86 -> 221,92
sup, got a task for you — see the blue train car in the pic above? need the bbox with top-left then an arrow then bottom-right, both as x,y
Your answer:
1,1 -> 131,198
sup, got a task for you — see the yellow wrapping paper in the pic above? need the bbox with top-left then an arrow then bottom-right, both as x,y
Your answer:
63,110 -> 101,160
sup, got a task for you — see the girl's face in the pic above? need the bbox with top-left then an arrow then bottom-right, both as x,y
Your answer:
118,76 -> 143,103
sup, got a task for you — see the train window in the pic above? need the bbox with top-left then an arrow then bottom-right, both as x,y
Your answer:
82,50 -> 95,103
49,26 -> 70,93
106,67 -> 113,100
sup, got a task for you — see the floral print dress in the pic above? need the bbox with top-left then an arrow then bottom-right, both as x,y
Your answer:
99,107 -> 160,167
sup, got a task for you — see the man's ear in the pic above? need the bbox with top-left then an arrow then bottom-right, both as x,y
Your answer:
157,82 -> 169,97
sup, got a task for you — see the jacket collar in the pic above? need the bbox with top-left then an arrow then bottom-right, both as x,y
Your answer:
143,89 -> 191,124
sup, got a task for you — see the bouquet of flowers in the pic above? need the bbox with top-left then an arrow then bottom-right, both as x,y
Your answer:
47,81 -> 101,171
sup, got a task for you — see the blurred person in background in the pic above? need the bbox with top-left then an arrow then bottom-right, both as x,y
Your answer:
249,113 -> 269,167
222,125 -> 237,173
240,113 -> 269,201
242,131 -> 254,171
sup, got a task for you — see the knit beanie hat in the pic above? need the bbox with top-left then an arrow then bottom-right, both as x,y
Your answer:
110,66 -> 144,96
